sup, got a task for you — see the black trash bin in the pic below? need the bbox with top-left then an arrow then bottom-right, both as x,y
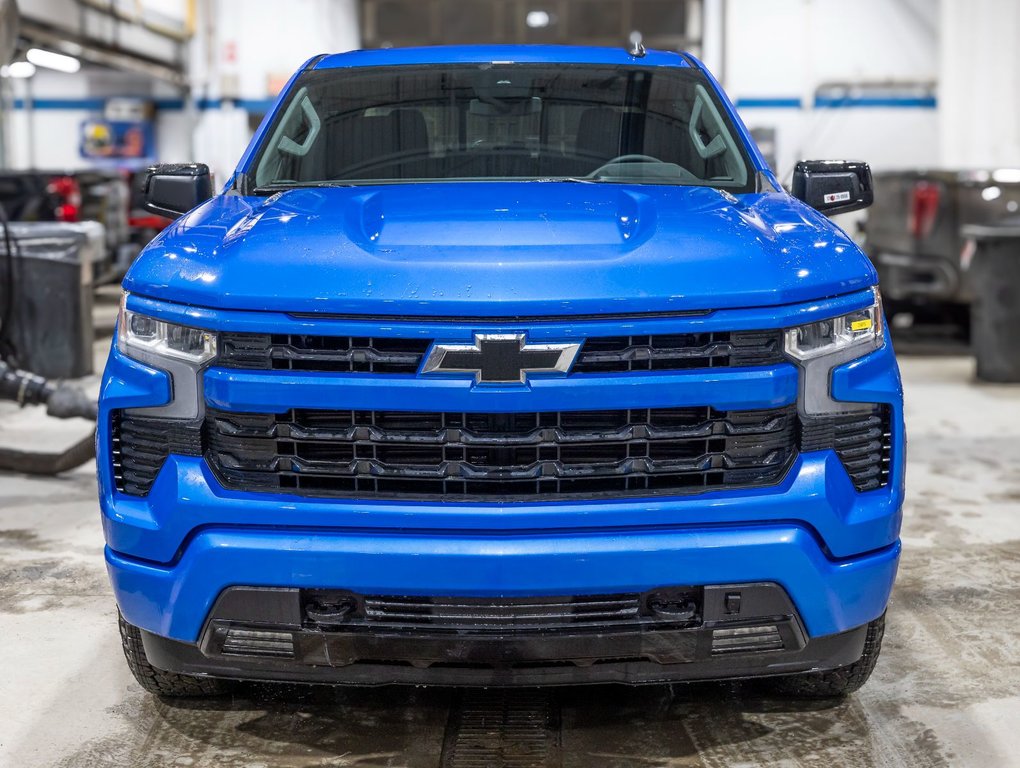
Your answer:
963,222 -> 1020,382
0,221 -> 99,379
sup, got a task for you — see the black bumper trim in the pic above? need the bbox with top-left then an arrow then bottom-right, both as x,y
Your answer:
141,624 -> 867,687
138,583 -> 869,687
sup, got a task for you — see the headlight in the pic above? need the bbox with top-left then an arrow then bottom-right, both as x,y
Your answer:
784,288 -> 884,361
118,295 -> 217,365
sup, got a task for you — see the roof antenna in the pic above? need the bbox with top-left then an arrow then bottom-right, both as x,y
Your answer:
628,30 -> 646,58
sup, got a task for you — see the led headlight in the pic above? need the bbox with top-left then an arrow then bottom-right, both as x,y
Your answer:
784,288 -> 884,361
117,295 -> 217,365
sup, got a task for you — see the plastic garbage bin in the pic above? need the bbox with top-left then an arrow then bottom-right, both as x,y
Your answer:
963,222 -> 1020,382
0,221 -> 101,378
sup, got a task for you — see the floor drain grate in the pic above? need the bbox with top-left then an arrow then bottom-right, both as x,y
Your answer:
441,688 -> 561,768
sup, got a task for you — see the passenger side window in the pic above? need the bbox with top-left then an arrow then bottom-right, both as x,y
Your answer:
254,89 -> 321,187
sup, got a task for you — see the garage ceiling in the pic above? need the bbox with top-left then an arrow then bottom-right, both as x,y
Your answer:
360,0 -> 702,53
15,0 -> 191,85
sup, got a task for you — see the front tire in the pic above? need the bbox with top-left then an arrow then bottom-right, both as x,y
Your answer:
766,614 -> 885,698
118,611 -> 229,697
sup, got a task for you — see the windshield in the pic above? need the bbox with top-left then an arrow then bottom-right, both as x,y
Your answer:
251,63 -> 753,192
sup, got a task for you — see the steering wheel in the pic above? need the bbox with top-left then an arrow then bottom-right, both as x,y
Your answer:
588,154 -> 663,178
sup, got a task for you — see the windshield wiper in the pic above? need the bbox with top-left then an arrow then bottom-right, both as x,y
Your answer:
251,180 -> 357,195
255,178 -> 605,192
532,176 -> 599,184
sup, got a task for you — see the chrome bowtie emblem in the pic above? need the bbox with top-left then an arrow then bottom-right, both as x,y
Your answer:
421,334 -> 581,384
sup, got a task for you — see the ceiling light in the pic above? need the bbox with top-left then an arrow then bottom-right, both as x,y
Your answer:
1,61 -> 36,78
992,169 -> 1020,184
26,48 -> 81,74
526,10 -> 551,28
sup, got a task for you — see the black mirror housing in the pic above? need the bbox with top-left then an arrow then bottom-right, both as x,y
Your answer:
791,160 -> 873,216
142,163 -> 213,219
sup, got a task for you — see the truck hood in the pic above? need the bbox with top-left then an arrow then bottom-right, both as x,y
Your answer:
125,182 -> 876,316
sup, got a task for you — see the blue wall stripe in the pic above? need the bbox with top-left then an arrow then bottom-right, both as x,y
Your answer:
7,96 -> 276,113
11,97 -> 107,110
814,95 -> 937,108
735,97 -> 803,109
736,95 -> 936,110
9,94 -> 937,113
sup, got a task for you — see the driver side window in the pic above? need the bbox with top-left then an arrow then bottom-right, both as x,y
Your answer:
687,85 -> 747,186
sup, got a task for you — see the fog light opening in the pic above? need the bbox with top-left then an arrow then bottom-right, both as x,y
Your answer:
711,624 -> 784,655
221,628 -> 295,659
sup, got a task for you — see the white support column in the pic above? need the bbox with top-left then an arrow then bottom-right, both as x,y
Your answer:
939,0 -> 1020,167
701,0 -> 724,83
185,0 -> 361,180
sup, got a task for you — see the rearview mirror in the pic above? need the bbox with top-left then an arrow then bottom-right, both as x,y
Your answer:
141,163 -> 213,219
791,160 -> 873,216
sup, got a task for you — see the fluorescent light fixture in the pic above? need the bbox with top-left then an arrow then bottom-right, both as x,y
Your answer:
992,169 -> 1020,184
1,61 -> 36,78
526,10 -> 551,27
26,48 -> 81,74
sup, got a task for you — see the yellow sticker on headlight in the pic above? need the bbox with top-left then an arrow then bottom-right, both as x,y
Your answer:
850,318 -> 873,332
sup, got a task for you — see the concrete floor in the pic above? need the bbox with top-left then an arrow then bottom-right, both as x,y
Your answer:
1,349 -> 1019,767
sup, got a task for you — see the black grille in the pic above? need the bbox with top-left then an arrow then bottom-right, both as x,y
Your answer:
111,412 -> 203,495
800,405 -> 892,491
219,332 -> 431,374
302,590 -> 701,634
364,594 -> 641,630
572,330 -> 784,373
217,330 -> 784,374
204,405 -> 798,500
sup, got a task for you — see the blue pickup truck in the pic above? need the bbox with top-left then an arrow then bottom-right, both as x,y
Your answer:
99,45 -> 903,697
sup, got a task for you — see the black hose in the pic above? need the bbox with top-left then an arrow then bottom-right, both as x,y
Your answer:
0,201 -> 18,363
0,359 -> 98,474
0,359 -> 53,405
0,360 -> 97,419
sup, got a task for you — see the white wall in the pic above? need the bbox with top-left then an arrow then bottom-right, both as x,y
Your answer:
1,0 -> 360,178
4,73 -> 91,170
712,0 -> 940,182
3,68 -> 163,170
189,0 -> 360,183
940,0 -> 1020,168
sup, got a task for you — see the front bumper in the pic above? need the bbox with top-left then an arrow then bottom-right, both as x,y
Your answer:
108,521 -> 900,643
99,290 -> 904,683
136,583 -> 876,687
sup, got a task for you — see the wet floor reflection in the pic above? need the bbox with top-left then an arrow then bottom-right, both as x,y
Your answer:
57,676 -> 952,768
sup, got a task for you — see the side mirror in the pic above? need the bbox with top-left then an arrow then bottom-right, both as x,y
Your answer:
791,160 -> 873,216
141,163 -> 213,219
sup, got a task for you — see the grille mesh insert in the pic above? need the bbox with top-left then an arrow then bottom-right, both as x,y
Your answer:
363,594 -> 640,631
110,404 -> 893,498
800,405 -> 892,491
219,333 -> 432,374
111,412 -> 203,496
573,330 -> 784,372
204,405 -> 798,500
217,330 -> 785,375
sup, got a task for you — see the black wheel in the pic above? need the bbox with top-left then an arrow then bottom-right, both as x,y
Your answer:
766,614 -> 885,698
118,611 -> 229,697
